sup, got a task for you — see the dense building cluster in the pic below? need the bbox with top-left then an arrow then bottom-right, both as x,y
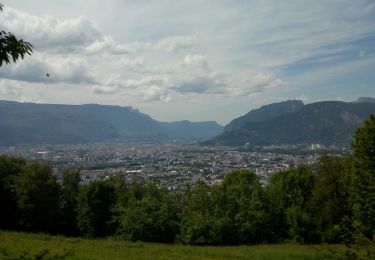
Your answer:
0,142 -> 334,189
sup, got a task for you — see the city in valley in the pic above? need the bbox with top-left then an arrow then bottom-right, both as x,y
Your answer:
0,142 -> 348,190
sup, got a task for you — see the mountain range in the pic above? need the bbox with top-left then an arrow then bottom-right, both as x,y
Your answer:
1,98 -> 374,147
208,98 -> 375,146
0,100 -> 223,146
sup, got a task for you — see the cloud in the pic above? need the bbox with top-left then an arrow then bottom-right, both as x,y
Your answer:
2,0 -> 375,124
184,54 -> 209,71
120,58 -> 155,74
0,7 -> 101,51
174,77 -> 225,94
230,73 -> 288,96
85,35 -> 196,55
85,36 -> 133,55
157,36 -> 196,52
0,52 -> 95,85
0,81 -> 22,100
1,6 -> 197,56
93,85 -> 119,95
142,85 -> 171,102
0,79 -> 45,103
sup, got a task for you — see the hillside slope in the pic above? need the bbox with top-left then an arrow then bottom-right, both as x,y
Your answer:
0,101 -> 223,145
210,101 -> 375,146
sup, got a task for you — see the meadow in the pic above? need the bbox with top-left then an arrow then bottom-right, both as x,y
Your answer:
0,231 -> 354,260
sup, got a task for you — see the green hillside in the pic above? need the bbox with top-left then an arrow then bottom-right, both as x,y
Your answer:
211,101 -> 375,146
0,231 -> 346,260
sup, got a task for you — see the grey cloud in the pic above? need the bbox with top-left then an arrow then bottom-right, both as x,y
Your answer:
93,85 -> 120,95
235,73 -> 288,95
85,36 -> 196,55
0,82 -> 22,100
174,77 -> 225,94
0,52 -> 96,85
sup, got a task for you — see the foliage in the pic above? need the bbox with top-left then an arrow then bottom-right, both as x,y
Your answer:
0,156 -> 25,230
310,154 -> 351,243
77,180 -> 116,237
266,166 -> 315,243
180,170 -> 268,245
349,114 -> 375,238
0,3 -> 33,66
13,161 -> 61,233
114,180 -> 180,243
60,169 -> 80,236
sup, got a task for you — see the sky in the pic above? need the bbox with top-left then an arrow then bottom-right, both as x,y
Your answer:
0,0 -> 374,125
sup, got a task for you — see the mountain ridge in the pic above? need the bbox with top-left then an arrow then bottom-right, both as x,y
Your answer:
0,100 -> 223,146
208,99 -> 375,146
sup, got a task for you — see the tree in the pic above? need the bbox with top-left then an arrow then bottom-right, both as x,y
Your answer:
0,3 -> 33,66
180,170 -> 268,245
14,161 -> 61,233
180,181 -> 218,245
77,180 -> 116,237
310,154 -> 351,243
266,166 -> 315,243
220,169 -> 268,244
60,168 -> 81,236
0,155 -> 26,230
349,114 -> 375,238
115,180 -> 180,243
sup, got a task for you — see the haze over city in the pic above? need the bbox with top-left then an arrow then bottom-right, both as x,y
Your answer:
1,0 -> 375,124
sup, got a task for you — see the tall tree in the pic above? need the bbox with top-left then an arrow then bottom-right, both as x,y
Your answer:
14,162 -> 61,233
180,181 -> 218,245
180,170 -> 267,245
220,169 -> 268,244
266,166 -> 315,243
310,154 -> 351,242
115,180 -> 180,243
350,114 -> 375,238
0,3 -> 33,66
60,168 -> 80,236
77,180 -> 116,238
0,156 -> 26,230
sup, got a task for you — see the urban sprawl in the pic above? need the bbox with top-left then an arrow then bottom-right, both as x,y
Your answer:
0,142 -> 349,190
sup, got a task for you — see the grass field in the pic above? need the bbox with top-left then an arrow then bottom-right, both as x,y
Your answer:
0,231 -> 357,259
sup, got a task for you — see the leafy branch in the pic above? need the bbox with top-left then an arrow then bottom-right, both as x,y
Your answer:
0,3 -> 33,66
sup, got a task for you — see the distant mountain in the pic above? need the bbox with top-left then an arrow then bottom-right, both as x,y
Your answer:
0,101 -> 223,146
354,97 -> 375,103
209,100 -> 375,146
225,100 -> 304,131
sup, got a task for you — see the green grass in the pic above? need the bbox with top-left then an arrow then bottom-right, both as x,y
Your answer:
0,230 -> 349,259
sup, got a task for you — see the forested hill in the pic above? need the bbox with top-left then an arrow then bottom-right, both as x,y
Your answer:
225,100 -> 304,131
0,100 -> 223,146
209,99 -> 375,146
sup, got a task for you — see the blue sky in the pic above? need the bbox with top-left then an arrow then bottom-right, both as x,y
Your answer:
0,0 -> 374,125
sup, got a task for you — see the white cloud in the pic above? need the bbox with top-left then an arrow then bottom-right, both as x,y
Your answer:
0,81 -> 23,100
0,7 -> 101,51
158,36 -> 196,52
0,52 -> 95,85
142,85 -> 171,103
184,54 -> 209,71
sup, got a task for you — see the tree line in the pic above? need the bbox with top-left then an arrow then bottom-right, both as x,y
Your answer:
0,115 -> 374,245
